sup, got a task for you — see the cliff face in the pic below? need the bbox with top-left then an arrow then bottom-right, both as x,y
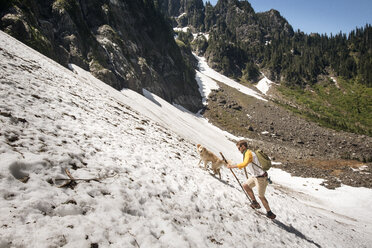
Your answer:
155,0 -> 293,79
0,0 -> 203,112
203,0 -> 294,79
155,0 -> 205,31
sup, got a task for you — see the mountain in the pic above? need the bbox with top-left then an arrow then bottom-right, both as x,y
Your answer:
158,0 -> 294,78
165,0 -> 372,137
205,0 -> 294,78
1,30 -> 372,248
169,0 -> 371,90
0,0 -> 203,112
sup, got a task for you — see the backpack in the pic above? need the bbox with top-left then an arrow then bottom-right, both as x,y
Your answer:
255,149 -> 272,171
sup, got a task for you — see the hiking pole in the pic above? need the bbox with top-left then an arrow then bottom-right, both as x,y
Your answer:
220,152 -> 252,204
244,168 -> 249,179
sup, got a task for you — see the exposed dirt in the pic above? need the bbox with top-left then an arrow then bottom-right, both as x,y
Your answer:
202,82 -> 372,189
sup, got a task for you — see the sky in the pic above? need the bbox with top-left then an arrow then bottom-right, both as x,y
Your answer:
204,0 -> 372,35
1,29 -> 372,247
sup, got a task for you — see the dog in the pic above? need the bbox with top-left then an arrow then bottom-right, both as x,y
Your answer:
197,144 -> 226,179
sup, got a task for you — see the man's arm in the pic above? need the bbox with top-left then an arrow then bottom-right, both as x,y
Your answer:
227,150 -> 252,169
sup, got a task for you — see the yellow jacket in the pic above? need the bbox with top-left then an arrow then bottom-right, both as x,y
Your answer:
237,149 -> 265,177
236,149 -> 253,169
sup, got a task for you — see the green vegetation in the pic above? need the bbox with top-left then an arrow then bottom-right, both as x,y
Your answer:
261,25 -> 372,88
205,1 -> 372,89
277,78 -> 372,136
175,39 -> 187,48
208,23 -> 372,88
242,61 -> 260,83
199,2 -> 372,99
175,30 -> 194,46
27,25 -> 53,57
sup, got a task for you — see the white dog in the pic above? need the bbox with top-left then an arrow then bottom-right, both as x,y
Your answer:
197,144 -> 226,179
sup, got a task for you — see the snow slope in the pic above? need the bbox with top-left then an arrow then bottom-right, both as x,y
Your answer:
1,31 -> 372,248
194,55 -> 267,102
194,52 -> 273,96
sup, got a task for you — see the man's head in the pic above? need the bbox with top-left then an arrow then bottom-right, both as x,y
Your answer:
236,140 -> 248,153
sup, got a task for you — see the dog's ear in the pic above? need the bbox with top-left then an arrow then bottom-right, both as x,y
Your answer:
197,144 -> 201,148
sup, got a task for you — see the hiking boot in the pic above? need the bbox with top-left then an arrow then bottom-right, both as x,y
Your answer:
266,211 -> 276,219
250,201 -> 261,209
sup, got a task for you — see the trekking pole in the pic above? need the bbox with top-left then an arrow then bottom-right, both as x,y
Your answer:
220,152 -> 252,204
244,168 -> 249,179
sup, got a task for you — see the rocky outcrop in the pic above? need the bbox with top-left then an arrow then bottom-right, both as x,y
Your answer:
201,0 -> 294,79
256,9 -> 294,39
0,0 -> 203,112
156,0 -> 205,31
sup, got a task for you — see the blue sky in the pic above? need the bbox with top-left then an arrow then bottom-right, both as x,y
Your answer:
203,0 -> 372,35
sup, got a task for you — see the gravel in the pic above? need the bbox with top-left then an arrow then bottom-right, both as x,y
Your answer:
203,84 -> 372,189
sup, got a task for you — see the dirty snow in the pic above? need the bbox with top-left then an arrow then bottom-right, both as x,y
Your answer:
1,31 -> 372,248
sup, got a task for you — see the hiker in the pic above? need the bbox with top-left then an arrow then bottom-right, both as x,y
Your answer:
227,140 -> 276,219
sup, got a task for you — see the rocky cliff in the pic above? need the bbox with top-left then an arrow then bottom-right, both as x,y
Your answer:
0,0 -> 203,112
155,0 -> 205,31
156,0 -> 294,79
204,0 -> 293,78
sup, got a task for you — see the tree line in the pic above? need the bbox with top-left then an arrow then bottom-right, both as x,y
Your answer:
207,23 -> 372,88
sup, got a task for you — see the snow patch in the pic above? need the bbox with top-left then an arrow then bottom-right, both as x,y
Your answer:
256,76 -> 274,95
195,70 -> 219,105
173,27 -> 189,33
192,32 -> 210,41
195,54 -> 267,101
331,76 -> 340,88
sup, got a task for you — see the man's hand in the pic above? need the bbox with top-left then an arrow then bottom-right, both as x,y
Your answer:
227,163 -> 235,169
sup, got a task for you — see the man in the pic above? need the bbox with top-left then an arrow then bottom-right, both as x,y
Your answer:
227,140 -> 276,219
